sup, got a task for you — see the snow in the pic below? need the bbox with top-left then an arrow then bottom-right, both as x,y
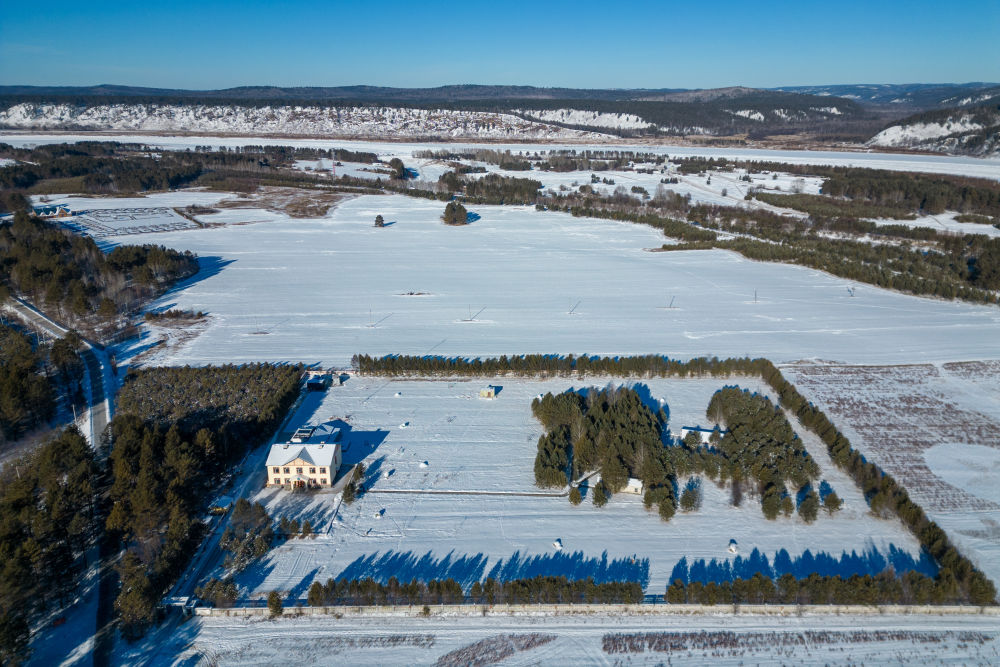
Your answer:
4,135 -> 1000,180
518,108 -> 653,130
0,103 -> 610,140
870,116 -> 986,147
61,207 -> 196,238
101,192 -> 1000,370
729,109 -> 765,122
868,211 -> 1000,238
924,443 -> 1000,506
212,375 -> 924,601
129,610 -> 1000,666
782,361 -> 1000,588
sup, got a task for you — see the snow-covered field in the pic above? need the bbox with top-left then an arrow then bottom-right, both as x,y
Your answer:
127,612 -> 1000,666
219,375 -> 925,602
783,361 -> 1000,587
96,192 -> 1000,369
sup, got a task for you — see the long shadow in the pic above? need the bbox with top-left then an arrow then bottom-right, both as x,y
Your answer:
334,421 -> 390,466
336,550 -> 490,589
235,558 -> 276,596
334,549 -> 650,588
487,550 -> 650,588
287,566 -> 321,602
159,255 -> 234,296
629,383 -> 669,421
669,544 -> 937,585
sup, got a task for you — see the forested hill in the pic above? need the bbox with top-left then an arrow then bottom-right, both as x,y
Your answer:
868,99 -> 1000,156
3,82 -> 997,148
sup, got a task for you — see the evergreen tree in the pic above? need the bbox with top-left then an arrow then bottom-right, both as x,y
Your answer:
823,491 -> 843,515
268,590 -> 284,617
592,482 -> 608,508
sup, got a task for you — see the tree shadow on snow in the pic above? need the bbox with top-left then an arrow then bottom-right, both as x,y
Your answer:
669,543 -> 937,585
334,549 -> 650,589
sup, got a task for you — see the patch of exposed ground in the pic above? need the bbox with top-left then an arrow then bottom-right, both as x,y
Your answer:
214,186 -> 351,218
435,633 -> 556,667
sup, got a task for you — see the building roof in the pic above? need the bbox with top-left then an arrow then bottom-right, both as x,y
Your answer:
266,423 -> 341,468
266,443 -> 339,468
290,423 -> 340,444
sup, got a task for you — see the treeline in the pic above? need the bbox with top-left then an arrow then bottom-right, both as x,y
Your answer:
0,213 -> 199,331
0,324 -> 55,442
353,353 -> 770,378
821,171 -> 1000,217
0,142 -> 381,204
753,192 -> 918,221
186,144 -> 378,164
438,172 -> 542,205
143,308 -> 204,322
303,575 -> 643,607
0,142 -> 202,197
108,363 -> 303,637
354,352 -> 996,604
0,142 -> 388,216
665,570 -> 971,605
0,427 -> 98,665
680,204 -> 1000,302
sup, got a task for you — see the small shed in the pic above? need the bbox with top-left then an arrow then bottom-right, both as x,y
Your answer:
623,478 -> 644,495
479,385 -> 497,399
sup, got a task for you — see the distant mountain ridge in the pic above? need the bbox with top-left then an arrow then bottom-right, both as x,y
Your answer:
1,82 -> 996,152
3,82 -> 995,106
774,83 -> 1000,108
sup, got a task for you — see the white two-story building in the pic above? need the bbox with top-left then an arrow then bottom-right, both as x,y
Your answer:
265,423 -> 342,489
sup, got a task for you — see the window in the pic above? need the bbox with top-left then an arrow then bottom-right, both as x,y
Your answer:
296,467 -> 303,474
273,478 -> 280,484
319,467 -> 326,474
283,467 -> 289,474
320,479 -> 327,485
284,478 -> 290,484
273,467 -> 280,473
310,467 -> 316,474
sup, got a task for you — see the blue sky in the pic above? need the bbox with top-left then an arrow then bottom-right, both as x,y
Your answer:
1,0 -> 997,89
